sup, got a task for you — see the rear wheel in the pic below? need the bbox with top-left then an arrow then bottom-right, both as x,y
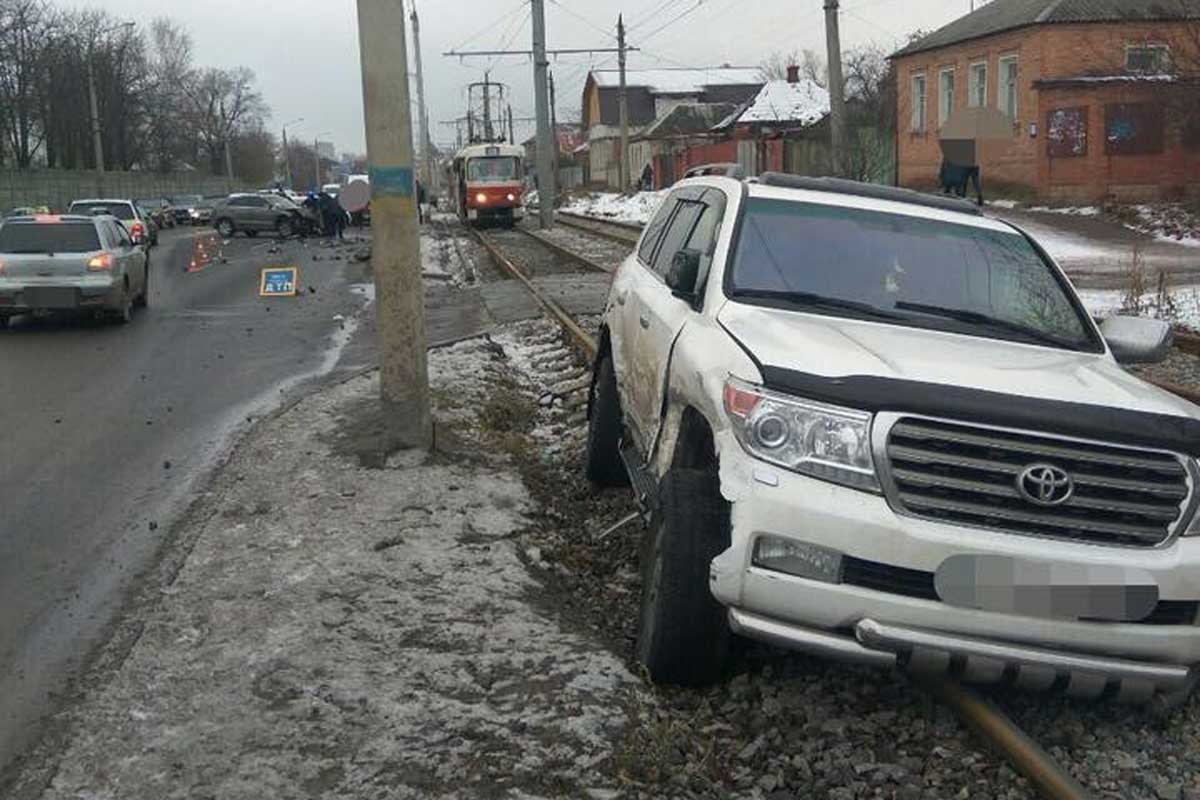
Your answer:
637,467 -> 731,686
215,218 -> 235,238
585,355 -> 629,487
135,257 -> 150,308
113,280 -> 133,324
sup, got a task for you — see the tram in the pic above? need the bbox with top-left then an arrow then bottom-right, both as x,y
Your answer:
450,142 -> 526,228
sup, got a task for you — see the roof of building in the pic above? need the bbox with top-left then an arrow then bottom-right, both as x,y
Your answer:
589,66 -> 763,94
894,0 -> 1200,58
636,103 -> 739,139
723,79 -> 831,127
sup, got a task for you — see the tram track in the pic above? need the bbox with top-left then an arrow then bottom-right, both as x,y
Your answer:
464,216 -> 1101,800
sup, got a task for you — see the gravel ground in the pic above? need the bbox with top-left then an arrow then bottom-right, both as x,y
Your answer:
484,227 -> 596,278
533,224 -> 634,272
1134,348 -> 1200,387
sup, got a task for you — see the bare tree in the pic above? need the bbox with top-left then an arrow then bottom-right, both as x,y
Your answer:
0,0 -> 56,167
184,66 -> 269,175
759,49 -> 827,87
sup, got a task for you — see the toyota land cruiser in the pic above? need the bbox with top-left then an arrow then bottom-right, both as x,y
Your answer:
586,173 -> 1199,704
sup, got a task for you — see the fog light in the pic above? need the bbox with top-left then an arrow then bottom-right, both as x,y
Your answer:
752,536 -> 843,583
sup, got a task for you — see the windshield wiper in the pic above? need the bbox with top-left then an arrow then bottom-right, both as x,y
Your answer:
732,289 -> 907,321
894,301 -> 1084,350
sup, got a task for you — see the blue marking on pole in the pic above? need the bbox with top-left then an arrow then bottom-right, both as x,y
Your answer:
369,166 -> 414,197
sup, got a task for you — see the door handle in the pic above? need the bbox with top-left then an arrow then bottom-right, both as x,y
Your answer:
639,315 -> 651,330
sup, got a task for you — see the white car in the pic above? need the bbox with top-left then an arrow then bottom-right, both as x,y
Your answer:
587,173 -> 1198,705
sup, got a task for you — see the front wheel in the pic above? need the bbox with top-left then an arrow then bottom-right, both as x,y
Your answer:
585,355 -> 629,487
637,468 -> 731,687
276,217 -> 295,238
215,218 -> 235,238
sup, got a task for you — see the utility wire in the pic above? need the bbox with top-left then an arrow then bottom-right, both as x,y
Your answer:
635,0 -> 708,46
628,0 -> 687,33
450,0 -> 531,53
548,0 -> 618,43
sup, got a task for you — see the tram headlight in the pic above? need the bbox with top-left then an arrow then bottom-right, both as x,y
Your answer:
475,192 -> 488,204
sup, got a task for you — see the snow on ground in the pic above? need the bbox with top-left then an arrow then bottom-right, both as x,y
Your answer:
563,190 -> 668,225
1131,204 -> 1200,248
34,335 -> 640,800
1028,205 -> 1102,216
1012,218 -> 1116,262
986,199 -> 1020,209
1077,286 -> 1200,331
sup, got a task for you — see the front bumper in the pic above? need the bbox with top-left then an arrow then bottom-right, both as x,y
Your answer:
709,447 -> 1200,697
0,276 -> 120,313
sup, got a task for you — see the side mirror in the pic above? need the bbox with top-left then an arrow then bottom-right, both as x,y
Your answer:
1100,316 -> 1172,365
666,248 -> 702,300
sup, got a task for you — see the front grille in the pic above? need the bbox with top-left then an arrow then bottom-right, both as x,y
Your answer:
842,556 -> 1198,625
885,417 -> 1192,548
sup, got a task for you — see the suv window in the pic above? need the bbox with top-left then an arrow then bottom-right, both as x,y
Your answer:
652,201 -> 705,278
728,197 -> 1099,351
638,195 -> 677,265
68,201 -> 134,221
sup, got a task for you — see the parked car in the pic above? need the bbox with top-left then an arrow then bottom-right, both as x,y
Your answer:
587,172 -> 1197,704
137,198 -> 174,229
66,199 -> 158,247
210,193 -> 311,238
0,213 -> 149,327
4,205 -> 51,218
193,198 -> 216,226
168,194 -> 207,226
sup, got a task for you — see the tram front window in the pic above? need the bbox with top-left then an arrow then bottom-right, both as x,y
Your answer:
467,157 -> 519,183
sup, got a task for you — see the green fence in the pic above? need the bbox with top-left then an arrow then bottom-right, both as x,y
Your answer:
0,169 -> 252,212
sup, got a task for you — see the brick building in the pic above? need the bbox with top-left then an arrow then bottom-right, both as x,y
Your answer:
892,0 -> 1200,203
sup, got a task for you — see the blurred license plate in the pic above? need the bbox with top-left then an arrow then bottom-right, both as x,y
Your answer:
934,554 -> 1158,622
23,287 -> 78,308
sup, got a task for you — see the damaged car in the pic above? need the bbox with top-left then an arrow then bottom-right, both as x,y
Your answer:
587,173 -> 1200,705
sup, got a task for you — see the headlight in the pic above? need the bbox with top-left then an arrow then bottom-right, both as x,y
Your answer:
506,193 -> 516,202
475,192 -> 488,204
189,209 -> 200,217
723,376 -> 879,492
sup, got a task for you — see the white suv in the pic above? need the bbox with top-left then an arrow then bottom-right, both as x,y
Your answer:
586,173 -> 1200,705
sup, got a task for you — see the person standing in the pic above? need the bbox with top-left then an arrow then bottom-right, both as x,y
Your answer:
416,180 -> 428,225
640,162 -> 654,192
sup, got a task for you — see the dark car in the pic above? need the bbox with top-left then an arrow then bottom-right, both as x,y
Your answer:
169,194 -> 207,226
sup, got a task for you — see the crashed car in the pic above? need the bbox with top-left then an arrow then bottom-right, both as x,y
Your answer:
587,173 -> 1200,705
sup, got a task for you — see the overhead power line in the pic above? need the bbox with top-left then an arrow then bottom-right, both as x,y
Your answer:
636,0 -> 707,45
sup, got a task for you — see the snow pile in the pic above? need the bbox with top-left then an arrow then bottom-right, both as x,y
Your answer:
1131,204 -> 1200,248
987,199 -> 1020,209
737,79 -> 830,126
562,190 -> 667,225
1028,205 -> 1102,216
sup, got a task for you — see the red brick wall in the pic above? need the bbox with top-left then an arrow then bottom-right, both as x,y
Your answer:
894,20 -> 1200,201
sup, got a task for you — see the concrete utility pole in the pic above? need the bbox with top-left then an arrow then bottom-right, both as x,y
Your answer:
410,3 -> 433,189
355,0 -> 432,451
824,0 -> 847,176
87,58 -> 105,175
617,14 -> 630,193
549,70 -> 560,194
531,0 -> 555,227
221,101 -> 235,192
507,106 -> 515,145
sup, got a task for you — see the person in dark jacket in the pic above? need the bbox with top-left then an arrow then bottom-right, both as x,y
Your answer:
640,162 -> 654,192
416,180 -> 427,224
317,192 -> 345,240
939,160 -> 984,206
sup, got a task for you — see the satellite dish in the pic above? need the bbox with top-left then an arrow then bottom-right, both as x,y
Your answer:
339,180 -> 371,213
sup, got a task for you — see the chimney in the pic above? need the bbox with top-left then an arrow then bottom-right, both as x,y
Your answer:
786,64 -> 800,84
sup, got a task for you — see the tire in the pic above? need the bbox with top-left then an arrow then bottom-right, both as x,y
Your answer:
275,216 -> 295,238
215,218 -> 235,238
135,257 -> 150,309
637,467 -> 731,687
0,316 -> 9,329
585,355 -> 629,487
112,280 -> 133,324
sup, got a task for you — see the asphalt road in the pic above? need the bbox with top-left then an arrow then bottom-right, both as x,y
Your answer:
0,226 -> 370,775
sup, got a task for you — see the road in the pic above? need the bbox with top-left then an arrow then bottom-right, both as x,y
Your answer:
0,226 -> 370,775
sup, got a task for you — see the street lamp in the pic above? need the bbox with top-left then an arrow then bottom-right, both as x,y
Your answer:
280,117 -> 304,189
79,21 -> 136,176
312,132 -> 331,190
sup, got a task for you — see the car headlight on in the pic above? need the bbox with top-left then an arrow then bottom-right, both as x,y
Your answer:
723,376 -> 879,492
189,208 -> 200,217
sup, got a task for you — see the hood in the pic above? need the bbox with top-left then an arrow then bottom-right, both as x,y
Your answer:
717,301 -> 1196,421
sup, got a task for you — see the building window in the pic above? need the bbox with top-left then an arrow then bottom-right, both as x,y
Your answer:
911,74 -> 927,133
938,69 -> 955,127
968,61 -> 987,107
999,55 -> 1018,119
1047,107 -> 1088,158
1126,44 -> 1171,74
1105,102 -> 1165,155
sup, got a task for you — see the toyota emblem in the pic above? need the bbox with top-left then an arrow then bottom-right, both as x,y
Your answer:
1016,464 -> 1074,506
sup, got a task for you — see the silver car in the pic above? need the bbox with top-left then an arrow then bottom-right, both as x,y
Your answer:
0,214 -> 149,327
210,193 -> 310,239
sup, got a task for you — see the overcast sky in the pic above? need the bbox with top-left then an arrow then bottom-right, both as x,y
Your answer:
72,0 -> 978,156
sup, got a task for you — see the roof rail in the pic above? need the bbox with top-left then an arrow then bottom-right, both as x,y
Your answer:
757,173 -> 983,216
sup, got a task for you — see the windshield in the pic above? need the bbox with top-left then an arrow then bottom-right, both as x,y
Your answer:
0,222 -> 100,253
728,198 -> 1098,351
467,156 -> 519,183
174,195 -> 203,206
68,202 -> 134,221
